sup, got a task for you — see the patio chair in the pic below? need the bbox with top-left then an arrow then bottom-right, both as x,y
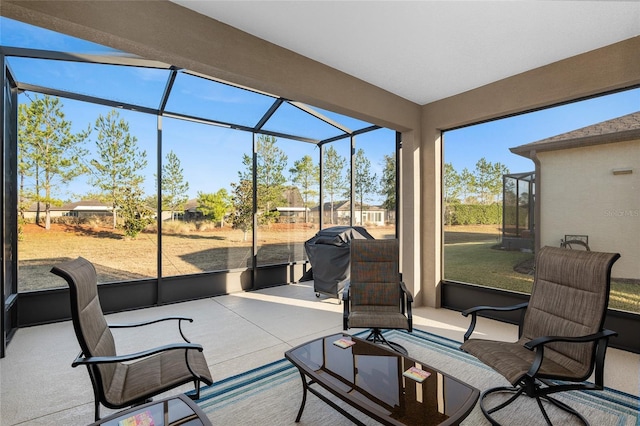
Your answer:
342,239 -> 413,354
561,234 -> 591,250
51,257 -> 213,421
460,246 -> 620,425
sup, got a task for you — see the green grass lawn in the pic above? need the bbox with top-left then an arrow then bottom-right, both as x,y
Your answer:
444,240 -> 639,313
444,241 -> 534,293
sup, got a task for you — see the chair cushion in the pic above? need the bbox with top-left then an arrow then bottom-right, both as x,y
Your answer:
352,282 -> 400,307
348,310 -> 409,330
461,337 -> 591,386
105,348 -> 213,406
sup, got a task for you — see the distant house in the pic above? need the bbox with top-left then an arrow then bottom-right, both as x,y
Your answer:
176,199 -> 203,222
310,200 -> 387,227
23,199 -> 112,220
511,111 -> 640,280
273,187 -> 309,223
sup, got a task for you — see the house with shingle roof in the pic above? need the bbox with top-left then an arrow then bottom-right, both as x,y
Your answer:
310,200 -> 387,226
511,111 -> 640,280
24,199 -> 112,221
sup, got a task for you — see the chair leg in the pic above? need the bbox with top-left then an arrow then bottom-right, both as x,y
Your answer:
539,394 -> 589,426
480,385 -> 589,426
189,379 -> 202,400
94,399 -> 100,422
365,329 -> 408,355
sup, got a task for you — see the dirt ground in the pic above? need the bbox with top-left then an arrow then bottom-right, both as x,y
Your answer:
18,222 -> 397,291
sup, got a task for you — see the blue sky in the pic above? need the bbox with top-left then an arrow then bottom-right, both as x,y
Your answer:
3,17 -> 639,204
444,89 -> 640,175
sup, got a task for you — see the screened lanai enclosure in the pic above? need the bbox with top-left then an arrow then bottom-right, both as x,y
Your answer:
501,171 -> 534,251
0,18 -> 399,353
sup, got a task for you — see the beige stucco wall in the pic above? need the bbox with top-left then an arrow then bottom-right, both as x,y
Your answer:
537,140 -> 640,279
3,1 -> 640,307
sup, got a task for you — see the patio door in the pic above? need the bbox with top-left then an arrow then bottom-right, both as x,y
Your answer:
1,58 -> 18,358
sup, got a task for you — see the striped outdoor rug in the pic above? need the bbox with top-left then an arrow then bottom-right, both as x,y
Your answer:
191,330 -> 639,425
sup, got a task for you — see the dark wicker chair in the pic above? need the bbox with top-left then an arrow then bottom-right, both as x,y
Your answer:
342,239 -> 413,353
460,246 -> 620,425
51,257 -> 213,421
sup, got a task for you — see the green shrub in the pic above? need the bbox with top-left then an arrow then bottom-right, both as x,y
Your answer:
448,203 -> 502,225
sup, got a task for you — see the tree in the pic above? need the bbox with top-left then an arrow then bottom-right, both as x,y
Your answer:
353,148 -> 377,222
443,162 -> 461,204
289,154 -> 319,222
474,157 -> 509,204
90,110 -> 148,230
161,150 -> 189,221
119,185 -> 154,238
17,95 -> 89,229
197,189 -> 231,226
322,145 -> 347,224
379,152 -> 396,211
239,135 -> 287,225
231,179 -> 253,241
460,167 -> 476,203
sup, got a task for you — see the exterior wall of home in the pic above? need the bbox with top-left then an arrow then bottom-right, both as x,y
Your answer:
537,139 -> 639,279
23,211 -> 65,220
3,1 -> 640,306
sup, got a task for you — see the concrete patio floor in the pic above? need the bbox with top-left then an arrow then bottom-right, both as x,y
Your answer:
1,281 -> 638,425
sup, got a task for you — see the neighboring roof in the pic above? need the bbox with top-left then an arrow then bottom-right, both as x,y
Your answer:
274,207 -> 308,213
510,111 -> 640,159
283,187 -> 305,207
61,199 -> 111,211
25,199 -> 111,212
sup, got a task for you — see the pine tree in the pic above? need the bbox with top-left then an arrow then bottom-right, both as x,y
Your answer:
380,153 -> 396,211
289,154 -> 319,223
443,162 -> 462,204
322,145 -> 347,224
474,157 -> 509,204
161,150 -> 189,221
353,148 -> 377,223
231,179 -> 253,241
90,110 -> 148,231
17,94 -> 89,229
239,135 -> 287,225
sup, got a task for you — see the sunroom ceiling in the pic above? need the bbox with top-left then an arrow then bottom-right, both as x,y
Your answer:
1,19 -> 378,144
171,1 -> 640,105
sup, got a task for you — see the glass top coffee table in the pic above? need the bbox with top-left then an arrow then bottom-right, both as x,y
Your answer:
285,333 -> 479,426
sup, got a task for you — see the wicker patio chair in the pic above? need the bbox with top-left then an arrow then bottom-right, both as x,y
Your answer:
51,257 -> 213,421
343,239 -> 413,353
460,246 -> 620,425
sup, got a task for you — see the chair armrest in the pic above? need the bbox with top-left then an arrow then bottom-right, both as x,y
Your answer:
342,281 -> 351,302
461,302 -> 528,317
524,329 -> 618,350
342,281 -> 351,330
399,281 -> 413,332
109,316 -> 195,343
108,316 -> 193,328
462,302 -> 528,342
399,281 -> 413,302
524,329 -> 618,381
72,342 -> 204,367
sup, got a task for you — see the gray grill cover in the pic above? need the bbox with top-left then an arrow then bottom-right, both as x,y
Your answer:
304,226 -> 374,297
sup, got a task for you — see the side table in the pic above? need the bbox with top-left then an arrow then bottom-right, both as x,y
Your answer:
88,394 -> 211,426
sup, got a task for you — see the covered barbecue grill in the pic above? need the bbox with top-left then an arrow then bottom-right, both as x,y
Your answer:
304,226 -> 374,300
